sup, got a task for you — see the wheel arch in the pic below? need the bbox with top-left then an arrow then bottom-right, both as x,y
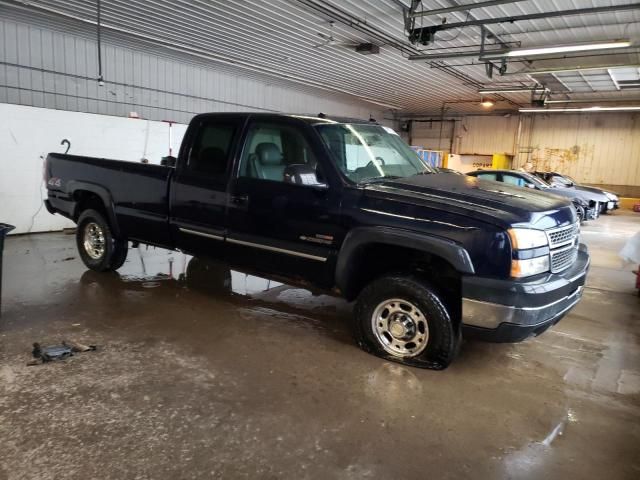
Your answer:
69,181 -> 121,237
335,226 -> 474,302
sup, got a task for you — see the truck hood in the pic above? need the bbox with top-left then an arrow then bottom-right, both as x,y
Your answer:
361,173 -> 575,229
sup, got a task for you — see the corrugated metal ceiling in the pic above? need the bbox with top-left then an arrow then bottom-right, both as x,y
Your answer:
3,0 -> 640,114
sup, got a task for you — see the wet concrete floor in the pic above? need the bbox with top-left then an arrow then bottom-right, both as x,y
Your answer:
1,213 -> 639,479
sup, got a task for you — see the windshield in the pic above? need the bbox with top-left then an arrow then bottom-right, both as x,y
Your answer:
315,123 -> 434,183
521,172 -> 551,188
550,174 -> 573,186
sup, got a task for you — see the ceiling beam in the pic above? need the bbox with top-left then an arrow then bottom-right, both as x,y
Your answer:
410,0 -> 525,18
410,3 -> 640,33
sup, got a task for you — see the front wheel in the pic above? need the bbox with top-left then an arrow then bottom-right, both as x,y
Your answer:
76,209 -> 128,272
353,275 -> 460,369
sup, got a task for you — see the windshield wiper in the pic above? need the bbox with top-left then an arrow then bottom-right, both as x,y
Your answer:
359,175 -> 401,185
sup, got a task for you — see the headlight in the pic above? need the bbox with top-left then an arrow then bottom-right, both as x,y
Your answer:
511,256 -> 550,278
507,228 -> 548,249
508,228 -> 550,277
605,192 -> 618,201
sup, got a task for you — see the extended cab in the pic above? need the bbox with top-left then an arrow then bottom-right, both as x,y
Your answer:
45,113 -> 590,369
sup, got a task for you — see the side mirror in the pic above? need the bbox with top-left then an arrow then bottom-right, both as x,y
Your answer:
283,164 -> 328,189
161,155 -> 176,167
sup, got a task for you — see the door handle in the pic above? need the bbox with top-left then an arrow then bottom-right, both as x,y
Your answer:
231,195 -> 249,205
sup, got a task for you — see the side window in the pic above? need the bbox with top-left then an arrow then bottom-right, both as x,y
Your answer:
238,122 -> 320,185
187,123 -> 236,176
502,174 -> 527,187
476,172 -> 498,181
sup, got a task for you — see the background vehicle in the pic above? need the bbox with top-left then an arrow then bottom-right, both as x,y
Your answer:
534,171 -> 619,213
45,113 -> 589,369
467,169 -> 597,222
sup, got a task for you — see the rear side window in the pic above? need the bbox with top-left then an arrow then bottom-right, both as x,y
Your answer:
188,123 -> 237,176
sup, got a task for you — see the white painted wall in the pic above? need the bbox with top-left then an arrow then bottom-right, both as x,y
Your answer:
1,103 -> 188,234
514,113 -> 640,189
408,112 -> 640,195
456,115 -> 519,155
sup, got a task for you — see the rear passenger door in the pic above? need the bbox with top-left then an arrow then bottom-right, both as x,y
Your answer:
170,116 -> 243,256
226,117 -> 344,287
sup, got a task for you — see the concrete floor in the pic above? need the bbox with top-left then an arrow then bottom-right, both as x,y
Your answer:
1,213 -> 639,480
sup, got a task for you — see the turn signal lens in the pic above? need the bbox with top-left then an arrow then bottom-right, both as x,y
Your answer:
511,256 -> 550,278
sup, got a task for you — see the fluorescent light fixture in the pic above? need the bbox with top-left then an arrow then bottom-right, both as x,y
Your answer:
545,98 -> 640,104
502,64 -> 640,76
481,41 -> 631,59
520,106 -> 640,113
478,87 -> 547,94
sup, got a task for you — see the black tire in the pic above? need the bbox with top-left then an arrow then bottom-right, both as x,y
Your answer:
185,258 -> 232,294
76,209 -> 128,272
353,274 -> 460,370
575,204 -> 585,223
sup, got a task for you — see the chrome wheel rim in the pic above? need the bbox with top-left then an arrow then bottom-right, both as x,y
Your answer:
372,298 -> 429,357
83,222 -> 105,259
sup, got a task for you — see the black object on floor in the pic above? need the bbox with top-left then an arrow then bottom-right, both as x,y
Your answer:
29,340 -> 97,365
32,342 -> 74,362
0,223 -> 15,317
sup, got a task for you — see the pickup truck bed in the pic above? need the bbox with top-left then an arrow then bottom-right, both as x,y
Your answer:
47,153 -> 172,246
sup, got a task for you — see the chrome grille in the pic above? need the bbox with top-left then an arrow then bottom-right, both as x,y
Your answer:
545,222 -> 580,273
550,245 -> 578,273
547,223 -> 579,248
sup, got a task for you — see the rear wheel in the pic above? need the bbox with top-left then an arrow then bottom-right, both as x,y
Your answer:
575,204 -> 586,223
76,209 -> 128,271
353,274 -> 460,369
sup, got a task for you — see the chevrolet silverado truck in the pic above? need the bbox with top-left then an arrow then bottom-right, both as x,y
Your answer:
45,113 -> 589,369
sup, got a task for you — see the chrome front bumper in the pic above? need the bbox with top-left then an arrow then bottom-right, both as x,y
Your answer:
462,285 -> 584,330
461,245 -> 589,342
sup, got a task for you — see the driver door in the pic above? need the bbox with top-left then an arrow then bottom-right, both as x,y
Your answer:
226,117 -> 344,287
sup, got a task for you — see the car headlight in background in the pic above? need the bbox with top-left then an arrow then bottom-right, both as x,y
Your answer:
507,228 -> 548,249
604,191 -> 619,201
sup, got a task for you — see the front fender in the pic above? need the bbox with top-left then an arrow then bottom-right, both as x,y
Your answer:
335,226 -> 475,298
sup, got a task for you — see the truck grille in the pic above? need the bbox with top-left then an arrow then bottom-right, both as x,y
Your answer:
547,223 -> 579,248
547,222 -> 580,273
550,245 -> 578,273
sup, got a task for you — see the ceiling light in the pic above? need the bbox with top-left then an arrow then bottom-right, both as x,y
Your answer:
519,106 -> 640,113
478,87 -> 547,94
481,41 -> 631,60
544,98 -> 640,104
480,98 -> 495,108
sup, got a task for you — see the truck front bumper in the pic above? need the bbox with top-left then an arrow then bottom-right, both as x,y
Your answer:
461,244 -> 590,342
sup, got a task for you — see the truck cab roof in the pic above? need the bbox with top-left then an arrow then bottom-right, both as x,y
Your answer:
190,112 -> 378,126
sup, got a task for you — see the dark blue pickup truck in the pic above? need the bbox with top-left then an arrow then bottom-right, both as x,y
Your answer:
45,113 -> 589,369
